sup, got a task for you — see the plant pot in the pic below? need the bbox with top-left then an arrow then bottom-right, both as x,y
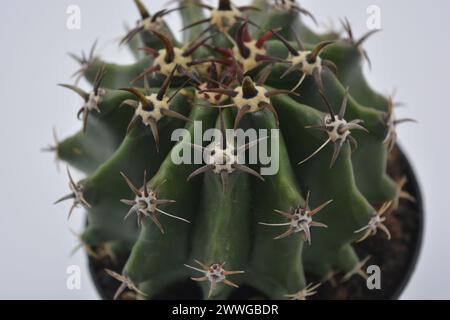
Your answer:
87,145 -> 424,300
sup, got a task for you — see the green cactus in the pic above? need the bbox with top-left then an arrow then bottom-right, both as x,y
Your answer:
48,0 -> 416,300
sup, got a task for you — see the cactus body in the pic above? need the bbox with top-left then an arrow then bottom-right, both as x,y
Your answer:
50,0 -> 416,300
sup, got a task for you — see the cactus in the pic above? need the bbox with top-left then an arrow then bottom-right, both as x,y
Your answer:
48,0 -> 417,300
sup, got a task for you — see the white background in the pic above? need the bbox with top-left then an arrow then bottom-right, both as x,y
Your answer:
0,0 -> 449,299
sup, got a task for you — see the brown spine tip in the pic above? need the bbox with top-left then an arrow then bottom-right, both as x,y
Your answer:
236,21 -> 251,58
58,84 -> 89,102
134,0 -> 150,20
151,30 -> 175,63
318,90 -> 336,121
218,0 -> 232,11
241,76 -> 259,99
309,40 -> 335,63
157,66 -> 177,100
93,65 -> 107,95
256,29 -> 277,49
120,88 -> 149,108
272,29 -> 299,56
183,35 -> 214,57
142,100 -> 155,112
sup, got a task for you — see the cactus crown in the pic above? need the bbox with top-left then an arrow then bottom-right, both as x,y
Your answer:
49,0 -> 416,300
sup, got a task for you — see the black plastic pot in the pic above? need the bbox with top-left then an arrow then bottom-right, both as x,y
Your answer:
87,145 -> 424,300
384,146 -> 424,299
